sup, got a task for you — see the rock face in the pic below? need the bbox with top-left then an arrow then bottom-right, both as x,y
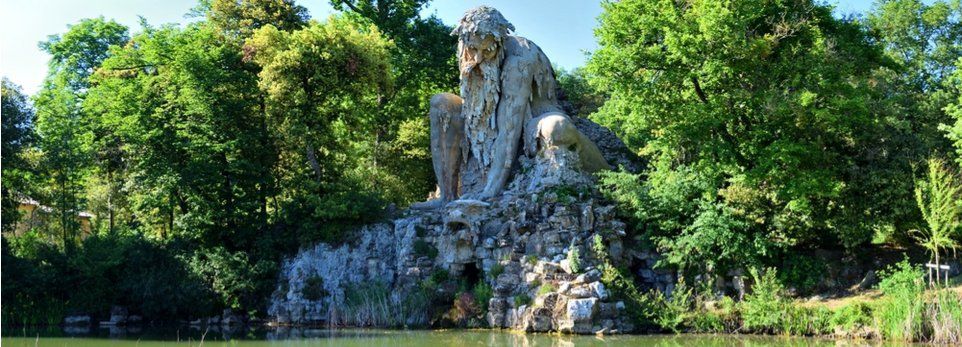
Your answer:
268,118 -> 673,334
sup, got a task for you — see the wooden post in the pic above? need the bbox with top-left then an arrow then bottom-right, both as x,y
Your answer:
926,263 -> 951,287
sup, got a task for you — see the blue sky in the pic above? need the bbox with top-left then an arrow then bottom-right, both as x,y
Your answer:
1,0 -> 877,95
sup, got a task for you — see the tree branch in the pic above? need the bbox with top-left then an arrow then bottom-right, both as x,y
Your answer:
691,76 -> 709,104
334,0 -> 364,15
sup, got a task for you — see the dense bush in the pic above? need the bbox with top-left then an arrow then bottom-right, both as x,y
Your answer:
1,233 -> 217,324
740,268 -> 792,334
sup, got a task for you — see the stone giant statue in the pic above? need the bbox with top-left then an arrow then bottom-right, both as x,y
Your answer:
415,6 -> 608,209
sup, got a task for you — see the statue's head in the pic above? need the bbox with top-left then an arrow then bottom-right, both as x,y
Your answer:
452,6 -> 514,74
453,6 -> 512,148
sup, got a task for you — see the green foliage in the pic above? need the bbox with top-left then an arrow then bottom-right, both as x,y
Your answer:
330,0 -> 458,207
736,268 -> 833,335
869,0 -> 961,159
537,283 -> 557,296
1,233 -> 216,325
831,302 -> 874,331
247,17 -> 395,242
740,268 -> 791,333
589,0 -> 960,274
913,158 -> 961,279
301,275 -> 326,301
593,238 -> 658,327
488,262 -> 504,279
525,254 -> 538,266
206,0 -> 308,40
777,253 -> 827,294
34,17 -> 130,248
566,246 -> 581,273
875,259 -> 927,341
338,280 -> 433,327
471,281 -> 493,314
948,58 -> 962,166
556,67 -> 605,117
1,79 -> 37,232
412,239 -> 438,259
427,268 -> 449,285
513,294 -> 532,307
549,184 -> 587,204
186,246 -> 275,314
4,0 -> 460,325
928,289 -> 962,344
650,281 -> 694,333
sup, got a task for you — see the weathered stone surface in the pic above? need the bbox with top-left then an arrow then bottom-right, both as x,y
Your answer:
589,282 -> 608,300
108,306 -> 127,326
64,315 -> 91,326
559,298 -> 599,334
566,298 -> 598,323
524,307 -> 554,332
487,298 -> 509,328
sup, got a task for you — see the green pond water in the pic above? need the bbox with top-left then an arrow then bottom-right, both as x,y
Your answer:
1,327 -> 916,347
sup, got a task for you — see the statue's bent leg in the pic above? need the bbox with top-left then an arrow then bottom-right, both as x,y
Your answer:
527,111 -> 611,173
415,93 -> 464,210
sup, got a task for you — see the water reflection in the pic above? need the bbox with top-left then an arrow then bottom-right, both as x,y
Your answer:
1,327 -> 918,347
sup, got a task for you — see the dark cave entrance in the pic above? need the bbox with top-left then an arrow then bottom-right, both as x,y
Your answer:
461,262 -> 481,289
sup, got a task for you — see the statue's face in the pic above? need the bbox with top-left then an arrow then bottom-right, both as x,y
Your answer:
461,33 -> 499,64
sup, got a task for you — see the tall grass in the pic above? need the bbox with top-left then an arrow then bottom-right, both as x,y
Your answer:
329,281 -> 432,328
927,289 -> 962,344
873,260 -> 926,341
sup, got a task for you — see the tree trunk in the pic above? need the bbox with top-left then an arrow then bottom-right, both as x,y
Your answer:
306,143 -> 322,182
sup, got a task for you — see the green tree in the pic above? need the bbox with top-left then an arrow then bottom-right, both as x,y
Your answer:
868,0 -> 961,147
206,0 -> 309,40
331,0 -> 458,205
88,22 -> 270,246
865,0 -> 962,241
912,158 -> 961,284
245,16 -> 394,242
589,0 -> 892,272
1,79 -> 37,232
557,67 -> 606,117
35,18 -> 129,247
946,58 -> 962,166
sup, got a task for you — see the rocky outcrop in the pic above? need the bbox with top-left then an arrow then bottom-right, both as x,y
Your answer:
268,121 -> 673,334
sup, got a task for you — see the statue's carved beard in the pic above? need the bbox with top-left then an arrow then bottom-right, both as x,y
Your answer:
458,43 -> 504,175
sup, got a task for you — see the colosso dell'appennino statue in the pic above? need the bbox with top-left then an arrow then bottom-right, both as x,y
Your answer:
413,6 -> 608,209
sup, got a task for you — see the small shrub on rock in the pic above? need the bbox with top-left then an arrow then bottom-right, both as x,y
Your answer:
412,239 -> 438,259
302,275 -> 326,301
537,283 -> 557,296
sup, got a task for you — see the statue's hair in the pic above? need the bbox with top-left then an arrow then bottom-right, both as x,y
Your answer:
451,6 -> 515,39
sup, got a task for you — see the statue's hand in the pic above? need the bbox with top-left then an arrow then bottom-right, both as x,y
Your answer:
476,189 -> 497,201
457,191 -> 496,202
410,198 -> 444,210
458,192 -> 479,201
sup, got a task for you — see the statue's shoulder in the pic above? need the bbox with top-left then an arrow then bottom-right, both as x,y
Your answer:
503,35 -> 545,59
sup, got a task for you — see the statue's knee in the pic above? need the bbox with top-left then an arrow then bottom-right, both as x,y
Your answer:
430,93 -> 464,129
431,93 -> 462,113
537,113 -> 577,146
